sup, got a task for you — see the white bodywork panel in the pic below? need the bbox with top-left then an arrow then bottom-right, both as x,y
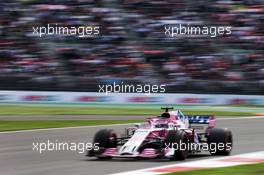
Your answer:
119,129 -> 163,155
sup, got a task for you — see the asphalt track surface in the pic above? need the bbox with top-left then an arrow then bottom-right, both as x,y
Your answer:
0,117 -> 263,175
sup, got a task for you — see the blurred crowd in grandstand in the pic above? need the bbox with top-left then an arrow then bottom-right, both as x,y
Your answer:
0,0 -> 263,94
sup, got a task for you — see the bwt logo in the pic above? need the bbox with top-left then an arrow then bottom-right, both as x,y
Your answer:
179,97 -> 212,104
22,95 -> 57,102
228,98 -> 261,105
128,97 -> 162,103
76,96 -> 111,102
229,98 -> 247,104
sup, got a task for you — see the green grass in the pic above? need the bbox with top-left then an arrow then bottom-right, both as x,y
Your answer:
218,104 -> 264,108
166,163 -> 264,175
0,120 -> 142,132
0,105 -> 255,116
0,104 -> 258,132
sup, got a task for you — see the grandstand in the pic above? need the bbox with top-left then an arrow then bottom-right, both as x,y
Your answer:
0,0 -> 263,94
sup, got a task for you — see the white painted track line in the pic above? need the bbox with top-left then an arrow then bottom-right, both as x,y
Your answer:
0,123 -> 135,134
0,116 -> 263,134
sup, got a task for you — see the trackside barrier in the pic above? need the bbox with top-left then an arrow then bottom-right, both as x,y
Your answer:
0,91 -> 263,105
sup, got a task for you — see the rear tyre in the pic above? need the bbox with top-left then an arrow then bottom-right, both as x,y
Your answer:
165,130 -> 188,160
207,128 -> 233,155
90,129 -> 117,159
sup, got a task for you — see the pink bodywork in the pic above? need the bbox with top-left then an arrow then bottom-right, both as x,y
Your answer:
146,111 -> 178,126
101,111 -> 216,158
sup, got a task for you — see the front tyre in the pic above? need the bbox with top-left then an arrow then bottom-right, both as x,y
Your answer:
165,130 -> 188,160
89,129 -> 117,159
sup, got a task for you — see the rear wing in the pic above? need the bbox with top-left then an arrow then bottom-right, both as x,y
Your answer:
186,115 -> 216,133
186,115 -> 215,124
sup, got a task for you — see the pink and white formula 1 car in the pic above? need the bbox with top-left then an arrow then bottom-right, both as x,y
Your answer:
87,107 -> 233,160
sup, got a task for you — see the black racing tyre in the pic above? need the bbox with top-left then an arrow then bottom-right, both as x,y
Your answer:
93,129 -> 117,148
165,130 -> 188,160
91,129 -> 117,159
207,128 -> 233,155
